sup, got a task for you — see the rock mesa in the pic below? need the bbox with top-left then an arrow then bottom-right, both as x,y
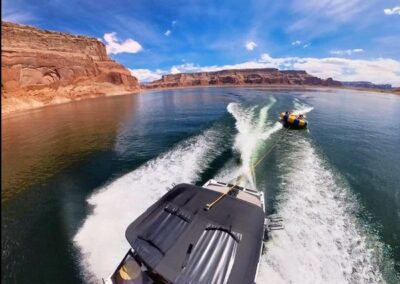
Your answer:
142,68 -> 342,89
1,21 -> 140,114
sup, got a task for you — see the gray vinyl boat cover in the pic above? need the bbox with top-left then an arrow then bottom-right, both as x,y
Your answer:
125,183 -> 265,284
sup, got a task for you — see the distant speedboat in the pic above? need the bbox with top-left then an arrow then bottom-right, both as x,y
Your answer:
104,179 -> 281,284
279,111 -> 308,129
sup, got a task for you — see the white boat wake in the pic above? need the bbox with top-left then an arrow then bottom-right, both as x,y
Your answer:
226,96 -> 281,187
222,98 -> 387,284
223,96 -> 314,187
257,137 -> 386,284
73,127 -> 227,282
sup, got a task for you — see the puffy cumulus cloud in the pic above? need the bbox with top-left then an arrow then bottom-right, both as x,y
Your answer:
170,63 -> 209,74
260,54 -> 400,86
164,54 -> 400,86
245,41 -> 257,51
169,61 -> 268,74
290,57 -> 400,86
103,32 -> 143,55
330,49 -> 364,55
164,30 -> 171,36
291,40 -> 302,46
384,6 -> 400,15
129,69 -> 163,82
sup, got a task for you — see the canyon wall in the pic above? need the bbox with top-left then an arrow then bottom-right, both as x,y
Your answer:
1,21 -> 140,114
341,81 -> 392,90
142,68 -> 342,89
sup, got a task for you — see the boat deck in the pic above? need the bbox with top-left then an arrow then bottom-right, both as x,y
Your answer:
122,183 -> 265,284
203,180 -> 263,207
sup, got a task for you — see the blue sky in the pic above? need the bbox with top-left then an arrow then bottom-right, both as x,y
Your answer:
3,0 -> 400,85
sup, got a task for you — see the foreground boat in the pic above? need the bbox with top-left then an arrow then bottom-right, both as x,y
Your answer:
279,111 -> 308,129
104,179 -> 272,284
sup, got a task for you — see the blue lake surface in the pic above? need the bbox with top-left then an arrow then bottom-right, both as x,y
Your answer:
2,87 -> 400,283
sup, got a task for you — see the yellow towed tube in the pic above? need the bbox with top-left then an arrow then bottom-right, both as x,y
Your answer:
279,111 -> 308,129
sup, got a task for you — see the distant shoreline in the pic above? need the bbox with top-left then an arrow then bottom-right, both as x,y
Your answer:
140,84 -> 400,95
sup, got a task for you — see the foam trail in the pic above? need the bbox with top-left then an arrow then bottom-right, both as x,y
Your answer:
293,98 -> 314,115
214,158 -> 242,185
260,122 -> 283,141
227,97 -> 281,187
74,128 -> 225,282
257,96 -> 277,131
227,98 -> 387,283
226,97 -> 314,187
257,137 -> 386,284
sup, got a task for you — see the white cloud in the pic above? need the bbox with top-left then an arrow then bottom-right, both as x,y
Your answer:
129,69 -> 163,82
288,0 -> 373,36
384,6 -> 400,15
145,54 -> 400,86
330,48 -> 364,55
258,53 -> 400,86
168,62 -> 268,74
103,32 -> 143,55
2,10 -> 35,24
170,63 -> 210,74
291,41 -> 310,49
245,41 -> 257,51
290,57 -> 400,86
164,30 -> 171,36
170,66 -> 181,74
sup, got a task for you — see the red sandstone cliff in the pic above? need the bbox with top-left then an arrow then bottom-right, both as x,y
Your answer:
1,21 -> 140,114
393,88 -> 400,95
142,68 -> 342,89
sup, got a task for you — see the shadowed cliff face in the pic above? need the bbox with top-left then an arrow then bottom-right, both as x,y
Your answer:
1,21 -> 140,114
142,68 -> 342,89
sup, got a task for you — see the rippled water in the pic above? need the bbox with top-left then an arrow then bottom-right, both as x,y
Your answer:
2,88 -> 400,283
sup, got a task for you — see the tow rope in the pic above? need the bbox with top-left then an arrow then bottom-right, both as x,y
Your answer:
205,125 -> 290,211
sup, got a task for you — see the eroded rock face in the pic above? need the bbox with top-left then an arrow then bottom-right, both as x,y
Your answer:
142,68 -> 342,89
1,21 -> 140,113
341,81 -> 392,90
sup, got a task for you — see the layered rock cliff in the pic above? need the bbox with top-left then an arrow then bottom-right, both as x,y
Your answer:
1,21 -> 140,114
142,68 -> 342,89
341,81 -> 392,90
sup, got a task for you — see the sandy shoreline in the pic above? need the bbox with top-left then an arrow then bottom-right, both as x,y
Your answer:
2,85 -> 398,117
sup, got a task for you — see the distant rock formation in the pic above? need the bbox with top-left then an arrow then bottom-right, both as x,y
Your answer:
141,68 -> 342,89
1,21 -> 140,114
341,81 -> 393,90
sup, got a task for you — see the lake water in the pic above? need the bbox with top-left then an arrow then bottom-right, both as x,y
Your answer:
2,88 -> 400,283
